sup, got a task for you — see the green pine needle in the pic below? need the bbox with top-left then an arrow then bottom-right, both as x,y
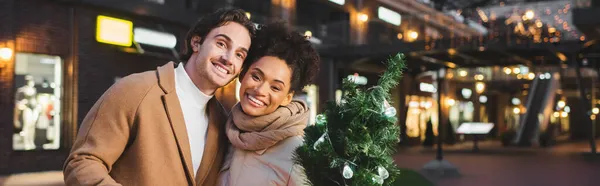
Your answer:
294,53 -> 408,186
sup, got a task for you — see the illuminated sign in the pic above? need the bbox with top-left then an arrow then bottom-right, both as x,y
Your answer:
419,83 -> 436,93
378,6 -> 401,26
96,15 -> 133,47
329,0 -> 345,5
134,28 -> 177,48
456,122 -> 494,134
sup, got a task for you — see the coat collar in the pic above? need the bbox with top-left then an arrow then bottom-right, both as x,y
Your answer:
157,62 -> 177,94
157,62 -> 228,185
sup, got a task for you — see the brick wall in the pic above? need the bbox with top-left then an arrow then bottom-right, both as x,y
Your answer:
0,0 -> 72,174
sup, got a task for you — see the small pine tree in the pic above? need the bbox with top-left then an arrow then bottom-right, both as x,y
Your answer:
445,118 -> 457,145
422,119 -> 435,147
294,53 -> 407,186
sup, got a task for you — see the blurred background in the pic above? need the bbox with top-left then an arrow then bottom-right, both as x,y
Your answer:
1,0 -> 600,185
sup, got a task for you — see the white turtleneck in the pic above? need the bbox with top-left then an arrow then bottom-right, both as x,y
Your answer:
174,63 -> 213,176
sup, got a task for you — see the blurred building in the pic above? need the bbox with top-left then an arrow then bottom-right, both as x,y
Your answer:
1,0 -> 600,175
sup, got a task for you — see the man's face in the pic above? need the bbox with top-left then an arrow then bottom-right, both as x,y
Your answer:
188,22 -> 251,92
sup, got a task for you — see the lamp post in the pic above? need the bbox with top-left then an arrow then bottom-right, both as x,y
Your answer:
422,68 -> 460,177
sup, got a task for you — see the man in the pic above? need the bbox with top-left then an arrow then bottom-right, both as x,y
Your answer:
63,8 -> 254,186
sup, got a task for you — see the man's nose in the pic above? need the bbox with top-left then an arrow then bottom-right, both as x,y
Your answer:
220,51 -> 234,65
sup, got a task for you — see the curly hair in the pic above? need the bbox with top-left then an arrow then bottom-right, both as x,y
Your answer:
180,7 -> 256,61
240,22 -> 320,93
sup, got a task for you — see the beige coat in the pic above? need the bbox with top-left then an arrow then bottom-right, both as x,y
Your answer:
63,62 -> 231,186
217,135 -> 307,186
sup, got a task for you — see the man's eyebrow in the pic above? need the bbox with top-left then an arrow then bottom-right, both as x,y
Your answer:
215,34 -> 248,53
214,34 -> 231,42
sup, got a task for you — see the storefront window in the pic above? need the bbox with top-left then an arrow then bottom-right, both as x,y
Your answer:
13,53 -> 62,151
405,95 -> 438,140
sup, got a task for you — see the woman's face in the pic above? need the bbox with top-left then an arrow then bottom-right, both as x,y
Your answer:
239,56 -> 294,116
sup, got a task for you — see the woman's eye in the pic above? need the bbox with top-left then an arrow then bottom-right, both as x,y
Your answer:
272,87 -> 281,91
251,74 -> 260,81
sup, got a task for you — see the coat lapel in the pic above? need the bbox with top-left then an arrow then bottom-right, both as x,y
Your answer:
157,62 -> 195,184
195,98 -> 226,185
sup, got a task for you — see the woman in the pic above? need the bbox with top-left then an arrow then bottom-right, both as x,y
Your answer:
217,22 -> 320,186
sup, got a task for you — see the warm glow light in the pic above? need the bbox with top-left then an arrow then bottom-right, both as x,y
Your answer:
557,100 -> 566,108
513,107 -> 521,114
448,48 -> 457,55
535,20 -> 543,28
358,13 -> 369,22
477,8 -> 488,22
475,82 -> 485,94
553,112 -> 560,117
0,47 -> 13,60
524,10 -> 535,20
397,33 -> 403,40
527,72 -> 535,80
564,106 -> 571,113
549,27 -> 556,33
556,52 -> 567,62
580,36 -> 586,41
304,30 -> 313,38
459,70 -> 468,77
408,31 -> 419,40
474,74 -> 484,81
503,67 -> 512,74
593,108 -> 599,115
96,15 -> 133,47
245,12 -> 251,19
561,111 -> 568,118
513,67 -> 521,74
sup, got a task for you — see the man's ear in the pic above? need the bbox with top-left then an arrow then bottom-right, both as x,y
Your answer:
279,91 -> 295,107
191,36 -> 202,52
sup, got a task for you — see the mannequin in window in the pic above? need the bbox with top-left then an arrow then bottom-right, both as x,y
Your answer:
14,75 -> 40,150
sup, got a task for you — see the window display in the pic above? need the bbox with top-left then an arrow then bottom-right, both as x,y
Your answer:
13,53 -> 62,151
